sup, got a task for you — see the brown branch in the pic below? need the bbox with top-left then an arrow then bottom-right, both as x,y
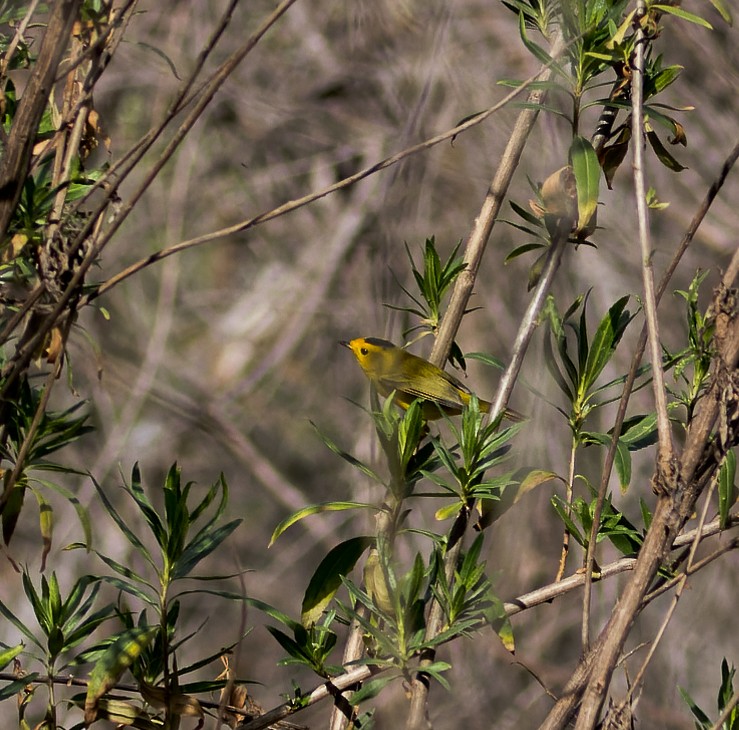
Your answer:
630,23 -> 673,471
86,48 -> 565,305
580,135 -> 739,653
0,0 -> 83,239
548,273 -> 739,730
0,0 -> 293,404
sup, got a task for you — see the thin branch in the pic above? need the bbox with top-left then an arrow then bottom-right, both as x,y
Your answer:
570,285 -> 739,730
617,474 -> 717,715
430,36 -> 567,372
631,18 -> 673,468
709,689 -> 739,730
87,44 -> 566,304
642,535 -> 739,606
0,0 -> 294,402
580,134 -> 739,655
0,345 -> 66,513
0,0 -> 42,78
0,0 -> 83,238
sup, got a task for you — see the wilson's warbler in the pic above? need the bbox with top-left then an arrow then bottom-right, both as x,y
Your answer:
341,336 -> 522,422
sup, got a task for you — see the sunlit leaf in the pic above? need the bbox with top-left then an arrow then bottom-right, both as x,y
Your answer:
270,501 -> 377,545
301,536 -> 372,626
84,627 -> 157,725
653,4 -> 713,29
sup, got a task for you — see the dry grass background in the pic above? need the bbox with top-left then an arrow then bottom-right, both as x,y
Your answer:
1,1 -> 737,727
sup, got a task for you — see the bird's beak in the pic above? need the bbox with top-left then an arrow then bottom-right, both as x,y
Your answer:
339,340 -> 351,348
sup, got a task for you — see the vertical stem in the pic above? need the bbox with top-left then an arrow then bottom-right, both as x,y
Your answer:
556,435 -> 578,584
631,17 -> 673,470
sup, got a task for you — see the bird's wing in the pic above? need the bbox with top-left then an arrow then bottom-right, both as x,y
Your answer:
377,370 -> 467,411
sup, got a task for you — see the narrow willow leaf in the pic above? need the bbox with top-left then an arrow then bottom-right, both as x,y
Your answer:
29,488 -> 53,571
706,0 -> 731,24
1,480 -> 25,546
646,129 -> 687,172
33,477 -> 92,550
580,296 -> 631,397
496,616 -> 515,653
350,673 -> 400,704
301,536 -> 372,626
84,627 -> 157,725
718,451 -> 737,529
466,352 -> 506,371
614,439 -> 632,494
619,413 -> 659,450
311,422 -> 384,483
172,518 -> 242,579
435,502 -> 463,521
0,675 -> 40,702
270,501 -> 376,545
653,4 -> 713,29
678,686 -> 712,725
518,469 -> 561,498
0,643 -> 23,671
570,135 -> 600,232
92,474 -> 156,569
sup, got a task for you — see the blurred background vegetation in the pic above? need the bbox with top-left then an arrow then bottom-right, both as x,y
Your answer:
1,0 -> 737,727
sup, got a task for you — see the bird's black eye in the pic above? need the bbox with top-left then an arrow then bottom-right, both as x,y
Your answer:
360,347 -> 369,356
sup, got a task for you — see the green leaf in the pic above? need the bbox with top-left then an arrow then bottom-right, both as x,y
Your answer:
97,576 -> 158,607
551,495 -> 585,547
0,675 -> 40,702
496,616 -> 515,653
706,0 -> 732,25
423,661 -> 452,691
94,550 -> 156,592
614,438 -> 632,494
653,4 -> 713,29
570,136 -> 600,232
0,598 -> 43,649
646,129 -> 687,172
92,473 -> 156,570
0,643 -> 24,671
619,413 -> 659,450
678,685 -> 712,727
518,12 -> 554,66
265,626 -> 312,664
718,451 -> 737,530
270,502 -> 377,545
172,518 -> 242,579
84,627 -> 157,725
435,502 -> 464,521
465,352 -> 506,371
580,296 -> 631,398
1,478 -> 25,546
301,536 -> 373,626
350,673 -> 400,704
129,464 -> 166,548
32,477 -> 91,550
311,423 -> 384,483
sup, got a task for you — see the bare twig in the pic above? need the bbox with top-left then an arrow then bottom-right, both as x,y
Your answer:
709,689 -> 739,730
631,15 -> 674,469
0,0 -> 42,79
87,44 -> 565,304
624,472 -> 718,707
406,27 -> 571,727
0,0 -> 83,238
430,36 -> 567,373
0,0 -> 295,403
580,133 -> 739,655
568,288 -> 739,730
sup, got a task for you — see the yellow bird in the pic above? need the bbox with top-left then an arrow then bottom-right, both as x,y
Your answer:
341,337 -> 522,422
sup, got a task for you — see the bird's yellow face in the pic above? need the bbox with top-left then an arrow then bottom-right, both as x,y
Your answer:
340,337 -> 396,381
